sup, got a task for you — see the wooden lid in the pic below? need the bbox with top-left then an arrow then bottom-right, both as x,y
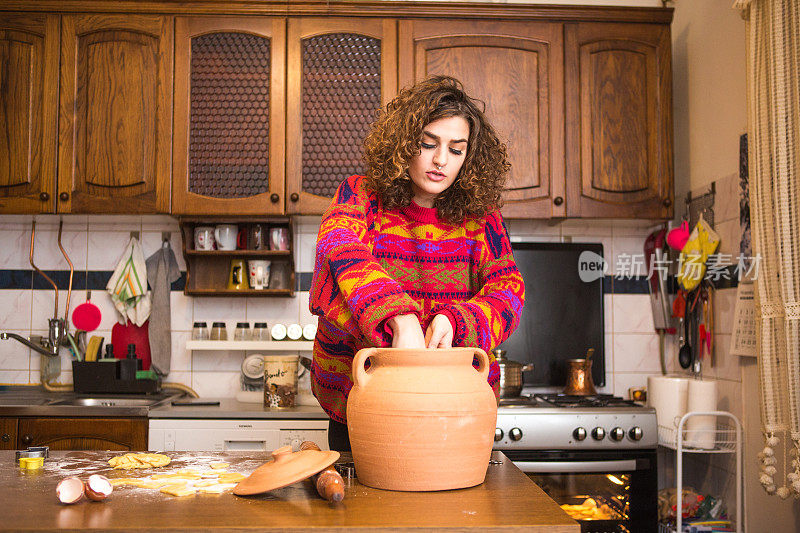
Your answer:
233,446 -> 340,496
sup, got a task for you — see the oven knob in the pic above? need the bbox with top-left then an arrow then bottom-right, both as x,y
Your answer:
509,427 -> 523,441
629,426 -> 643,441
495,428 -> 504,442
610,427 -> 625,441
591,427 -> 605,440
572,427 -> 587,441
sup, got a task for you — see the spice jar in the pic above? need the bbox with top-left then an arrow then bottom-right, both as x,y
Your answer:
210,322 -> 228,341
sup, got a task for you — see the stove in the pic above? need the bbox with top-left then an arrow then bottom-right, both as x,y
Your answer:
494,393 -> 658,532
494,393 -> 657,450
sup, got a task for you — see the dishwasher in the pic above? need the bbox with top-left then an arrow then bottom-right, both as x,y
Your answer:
148,399 -> 330,452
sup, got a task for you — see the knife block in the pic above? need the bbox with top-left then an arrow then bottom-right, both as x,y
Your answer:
72,360 -> 160,394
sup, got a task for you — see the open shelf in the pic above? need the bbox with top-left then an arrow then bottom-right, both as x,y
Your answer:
184,249 -> 291,257
186,340 -> 314,351
179,216 -> 295,297
183,288 -> 294,297
658,420 -> 738,453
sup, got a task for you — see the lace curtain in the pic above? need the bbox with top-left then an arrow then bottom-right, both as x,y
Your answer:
735,0 -> 800,499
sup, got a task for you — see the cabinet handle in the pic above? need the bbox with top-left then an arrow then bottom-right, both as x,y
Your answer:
39,192 -> 50,202
59,192 -> 69,202
663,198 -> 672,208
21,434 -> 32,445
553,196 -> 564,206
270,193 -> 279,203
1,433 -> 9,442
290,193 -> 299,202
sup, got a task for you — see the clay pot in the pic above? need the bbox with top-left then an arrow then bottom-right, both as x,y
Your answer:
346,347 -> 497,491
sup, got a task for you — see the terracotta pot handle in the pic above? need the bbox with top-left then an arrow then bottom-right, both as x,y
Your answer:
474,348 -> 490,380
352,347 -> 378,388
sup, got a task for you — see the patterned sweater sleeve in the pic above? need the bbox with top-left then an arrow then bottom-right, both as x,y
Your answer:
309,175 -> 422,347
437,210 -> 525,353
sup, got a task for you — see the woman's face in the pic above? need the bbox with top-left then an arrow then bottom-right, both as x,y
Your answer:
408,115 -> 470,208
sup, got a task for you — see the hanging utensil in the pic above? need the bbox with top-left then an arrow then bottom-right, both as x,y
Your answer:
645,228 -> 673,375
72,288 -> 102,332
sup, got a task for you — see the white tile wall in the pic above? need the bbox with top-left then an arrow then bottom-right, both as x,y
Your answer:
0,213 -> 717,401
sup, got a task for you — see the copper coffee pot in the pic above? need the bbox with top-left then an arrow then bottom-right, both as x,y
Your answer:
563,348 -> 597,396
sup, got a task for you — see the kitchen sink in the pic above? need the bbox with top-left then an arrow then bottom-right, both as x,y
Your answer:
46,398 -> 166,407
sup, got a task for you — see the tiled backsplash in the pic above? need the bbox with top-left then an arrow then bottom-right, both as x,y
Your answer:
0,213 -> 688,398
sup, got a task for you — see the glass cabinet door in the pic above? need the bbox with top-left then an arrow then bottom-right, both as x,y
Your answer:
172,17 -> 286,215
286,18 -> 396,214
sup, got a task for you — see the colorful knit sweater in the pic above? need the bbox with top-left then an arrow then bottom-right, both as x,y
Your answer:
309,175 -> 525,423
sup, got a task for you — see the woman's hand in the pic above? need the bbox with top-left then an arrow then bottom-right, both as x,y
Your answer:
388,314 -> 425,349
425,314 -> 454,349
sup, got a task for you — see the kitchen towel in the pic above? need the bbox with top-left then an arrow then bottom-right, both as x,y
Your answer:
146,240 -> 180,377
647,375 -> 689,429
685,379 -> 718,449
106,236 -> 151,326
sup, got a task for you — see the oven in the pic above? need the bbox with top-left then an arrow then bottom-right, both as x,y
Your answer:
494,393 -> 659,533
505,448 -> 657,533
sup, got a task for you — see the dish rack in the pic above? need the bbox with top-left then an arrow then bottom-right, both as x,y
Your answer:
657,411 -> 743,533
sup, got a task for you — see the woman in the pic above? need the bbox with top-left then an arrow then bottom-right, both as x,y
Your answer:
309,75 -> 525,451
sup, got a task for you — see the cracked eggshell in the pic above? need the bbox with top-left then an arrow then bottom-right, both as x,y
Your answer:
85,474 -> 113,501
56,477 -> 85,504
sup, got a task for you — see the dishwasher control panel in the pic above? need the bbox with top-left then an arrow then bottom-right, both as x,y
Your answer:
149,419 -> 329,452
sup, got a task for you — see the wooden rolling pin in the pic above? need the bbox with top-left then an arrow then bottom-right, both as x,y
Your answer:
300,441 -> 345,502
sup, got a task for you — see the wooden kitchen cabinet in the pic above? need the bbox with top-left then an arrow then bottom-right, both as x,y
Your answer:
17,417 -> 148,451
399,19 -> 565,219
57,14 -> 172,213
564,22 -> 673,218
285,18 -> 398,214
171,17 -> 286,215
0,14 -> 59,214
0,418 -> 18,450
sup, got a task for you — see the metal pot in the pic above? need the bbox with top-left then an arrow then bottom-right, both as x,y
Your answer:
493,349 -> 533,398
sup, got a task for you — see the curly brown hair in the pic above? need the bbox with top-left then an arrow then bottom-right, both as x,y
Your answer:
362,75 -> 510,224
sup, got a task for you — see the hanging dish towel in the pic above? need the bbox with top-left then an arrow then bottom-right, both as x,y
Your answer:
107,236 -> 151,326
145,240 -> 180,377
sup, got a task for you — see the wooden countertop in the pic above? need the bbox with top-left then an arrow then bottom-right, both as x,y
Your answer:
1,450 -> 578,532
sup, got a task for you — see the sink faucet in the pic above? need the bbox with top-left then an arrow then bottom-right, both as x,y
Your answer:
1,220 -> 73,358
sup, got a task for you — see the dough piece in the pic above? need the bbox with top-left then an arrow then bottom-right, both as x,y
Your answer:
110,478 -> 139,486
197,483 -> 237,494
160,484 -> 196,497
134,479 -> 174,489
194,480 -> 221,487
210,462 -> 229,470
177,468 -> 201,475
200,472 -> 219,479
217,472 -> 245,483
151,473 -> 200,480
108,453 -> 170,469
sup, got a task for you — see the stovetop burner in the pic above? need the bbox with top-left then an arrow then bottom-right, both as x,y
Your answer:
535,393 -> 640,408
497,393 -> 644,409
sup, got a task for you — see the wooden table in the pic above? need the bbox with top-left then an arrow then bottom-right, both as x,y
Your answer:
1,450 -> 578,532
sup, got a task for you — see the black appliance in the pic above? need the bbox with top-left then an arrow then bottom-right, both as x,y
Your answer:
497,241 -> 606,387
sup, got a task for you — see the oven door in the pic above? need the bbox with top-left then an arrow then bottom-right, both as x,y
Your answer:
504,449 -> 657,533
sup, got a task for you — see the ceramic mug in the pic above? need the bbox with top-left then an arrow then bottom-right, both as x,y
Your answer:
227,259 -> 247,290
248,224 -> 266,250
248,260 -> 271,290
215,224 -> 238,251
269,227 -> 289,251
194,226 -> 215,251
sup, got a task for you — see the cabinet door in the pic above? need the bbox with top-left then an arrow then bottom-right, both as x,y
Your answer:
18,418 -> 148,451
172,17 -> 286,215
399,20 -> 564,219
0,14 -> 58,214
286,18 -> 397,215
565,23 -> 673,218
58,15 -> 172,214
0,418 -> 17,450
